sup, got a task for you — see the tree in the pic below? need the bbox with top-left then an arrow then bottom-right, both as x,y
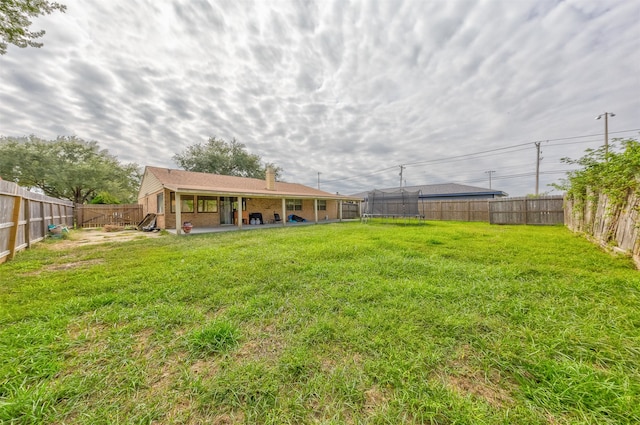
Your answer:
0,0 -> 66,55
90,192 -> 121,205
173,136 -> 282,179
0,135 -> 141,204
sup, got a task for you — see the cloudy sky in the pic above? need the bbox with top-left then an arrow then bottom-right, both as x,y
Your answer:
1,0 -> 638,196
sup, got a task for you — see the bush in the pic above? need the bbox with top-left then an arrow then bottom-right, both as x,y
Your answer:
555,138 -> 640,212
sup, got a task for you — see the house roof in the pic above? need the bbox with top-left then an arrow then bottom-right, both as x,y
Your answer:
143,166 -> 356,200
351,183 -> 508,199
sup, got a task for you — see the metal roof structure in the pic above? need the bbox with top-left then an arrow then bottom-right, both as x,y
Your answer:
351,183 -> 508,200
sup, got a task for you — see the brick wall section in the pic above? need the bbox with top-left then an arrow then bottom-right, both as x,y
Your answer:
141,190 -> 342,229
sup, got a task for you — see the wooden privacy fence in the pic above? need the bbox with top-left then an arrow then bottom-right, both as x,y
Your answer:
75,204 -> 143,228
489,196 -> 565,225
421,199 -> 489,222
0,180 -> 74,263
415,196 -> 565,225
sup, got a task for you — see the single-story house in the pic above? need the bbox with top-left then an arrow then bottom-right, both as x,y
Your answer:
352,183 -> 508,202
138,166 -> 360,234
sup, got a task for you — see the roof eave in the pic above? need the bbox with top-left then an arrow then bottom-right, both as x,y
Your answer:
164,185 -> 358,201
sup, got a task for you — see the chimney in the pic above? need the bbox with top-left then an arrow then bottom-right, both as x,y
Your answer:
266,166 -> 276,190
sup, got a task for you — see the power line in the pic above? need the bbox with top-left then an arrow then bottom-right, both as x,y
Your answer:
405,146 -> 532,168
459,169 -> 573,184
322,165 -> 398,183
404,144 -> 531,167
321,128 -> 640,185
544,128 -> 638,142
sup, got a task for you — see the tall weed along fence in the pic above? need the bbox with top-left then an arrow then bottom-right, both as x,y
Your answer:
0,180 -> 74,263
565,190 -> 639,267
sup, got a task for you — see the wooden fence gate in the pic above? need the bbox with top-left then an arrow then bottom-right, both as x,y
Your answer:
75,204 -> 143,228
489,196 -> 565,225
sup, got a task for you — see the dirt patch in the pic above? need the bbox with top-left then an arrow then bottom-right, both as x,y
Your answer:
49,228 -> 164,250
441,344 -> 515,408
446,373 -> 513,408
235,324 -> 285,363
364,386 -> 390,415
48,258 -> 105,271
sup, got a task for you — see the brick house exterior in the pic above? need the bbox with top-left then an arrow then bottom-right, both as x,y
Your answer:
138,166 -> 359,233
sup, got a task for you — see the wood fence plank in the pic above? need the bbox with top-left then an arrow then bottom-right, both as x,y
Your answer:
1,180 -> 74,263
75,204 -> 143,228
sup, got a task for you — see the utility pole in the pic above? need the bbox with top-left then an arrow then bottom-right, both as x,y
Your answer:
534,141 -> 542,195
485,170 -> 495,189
399,165 -> 405,188
596,112 -> 615,159
317,172 -> 321,190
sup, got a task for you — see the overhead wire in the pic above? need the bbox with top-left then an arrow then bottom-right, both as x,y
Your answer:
321,128 -> 640,185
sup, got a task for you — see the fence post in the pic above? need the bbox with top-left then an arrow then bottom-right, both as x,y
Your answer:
25,199 -> 32,248
40,202 -> 46,237
8,195 -> 22,260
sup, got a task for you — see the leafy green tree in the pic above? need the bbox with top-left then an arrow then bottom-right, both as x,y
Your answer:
0,135 -> 141,204
0,0 -> 66,55
554,138 -> 640,210
173,136 -> 282,179
90,192 -> 121,204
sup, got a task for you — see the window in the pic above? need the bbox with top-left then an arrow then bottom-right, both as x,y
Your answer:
197,196 -> 218,213
157,193 -> 164,213
286,199 -> 302,211
170,193 -> 194,213
317,200 -> 326,211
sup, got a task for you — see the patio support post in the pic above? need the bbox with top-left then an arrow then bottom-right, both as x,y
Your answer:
339,200 -> 343,222
281,198 -> 286,226
314,199 -> 318,223
237,196 -> 243,228
176,192 -> 182,235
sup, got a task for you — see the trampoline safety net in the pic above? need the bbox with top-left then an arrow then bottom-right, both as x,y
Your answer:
365,189 -> 420,217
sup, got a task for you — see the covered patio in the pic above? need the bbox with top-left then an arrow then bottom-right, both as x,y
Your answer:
138,166 -> 362,234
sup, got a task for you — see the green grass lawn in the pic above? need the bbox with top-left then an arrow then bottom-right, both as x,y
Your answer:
1,221 -> 638,424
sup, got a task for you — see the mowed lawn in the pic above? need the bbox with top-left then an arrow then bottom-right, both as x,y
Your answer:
1,222 -> 639,424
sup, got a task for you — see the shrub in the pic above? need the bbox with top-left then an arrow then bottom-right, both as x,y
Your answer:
554,138 -> 640,213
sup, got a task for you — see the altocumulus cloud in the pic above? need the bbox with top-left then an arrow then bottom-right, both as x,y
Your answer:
0,0 -> 638,196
